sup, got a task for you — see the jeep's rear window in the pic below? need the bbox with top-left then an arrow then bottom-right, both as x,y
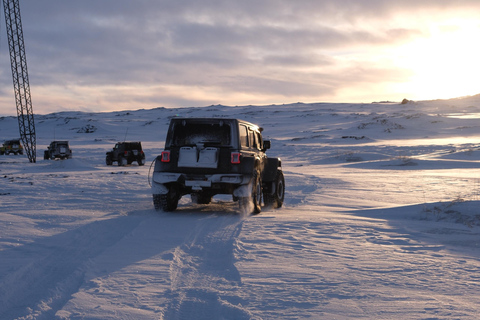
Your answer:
171,122 -> 231,146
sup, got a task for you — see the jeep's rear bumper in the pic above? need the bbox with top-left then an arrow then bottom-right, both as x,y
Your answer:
152,171 -> 251,194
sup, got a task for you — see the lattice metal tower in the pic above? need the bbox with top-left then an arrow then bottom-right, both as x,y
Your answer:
3,0 -> 36,163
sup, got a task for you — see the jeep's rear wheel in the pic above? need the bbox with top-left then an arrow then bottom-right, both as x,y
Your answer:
118,156 -> 127,166
153,190 -> 179,212
138,157 -> 145,166
264,170 -> 285,209
253,170 -> 262,214
240,169 -> 262,214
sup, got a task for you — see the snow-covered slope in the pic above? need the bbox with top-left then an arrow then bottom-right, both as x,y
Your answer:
1,97 -> 480,319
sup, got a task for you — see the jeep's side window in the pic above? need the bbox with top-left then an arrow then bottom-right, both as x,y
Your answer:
253,131 -> 262,150
248,129 -> 256,149
240,125 -> 249,147
256,132 -> 263,150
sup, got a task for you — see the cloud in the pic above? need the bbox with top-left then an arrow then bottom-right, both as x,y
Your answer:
1,0 -> 480,115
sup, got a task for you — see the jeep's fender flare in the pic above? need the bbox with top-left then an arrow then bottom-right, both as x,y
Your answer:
154,155 -> 174,172
263,157 -> 282,182
238,156 -> 256,175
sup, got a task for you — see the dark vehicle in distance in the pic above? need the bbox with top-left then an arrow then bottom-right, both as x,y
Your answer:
44,141 -> 72,160
151,118 -> 285,214
106,142 -> 145,166
0,139 -> 23,155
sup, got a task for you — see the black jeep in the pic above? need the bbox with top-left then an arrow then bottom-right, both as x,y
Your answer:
44,141 -> 72,160
106,142 -> 145,166
151,118 -> 285,214
0,139 -> 24,155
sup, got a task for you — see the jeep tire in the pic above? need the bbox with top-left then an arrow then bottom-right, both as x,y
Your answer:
240,169 -> 262,214
264,170 -> 285,209
118,156 -> 127,166
153,190 -> 179,212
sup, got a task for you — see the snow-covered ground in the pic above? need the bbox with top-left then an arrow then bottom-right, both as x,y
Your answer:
2,97 -> 480,319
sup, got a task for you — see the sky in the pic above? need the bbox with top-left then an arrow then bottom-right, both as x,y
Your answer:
1,0 -> 480,116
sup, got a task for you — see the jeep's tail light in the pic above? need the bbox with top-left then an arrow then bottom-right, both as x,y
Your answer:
161,151 -> 171,162
231,152 -> 241,164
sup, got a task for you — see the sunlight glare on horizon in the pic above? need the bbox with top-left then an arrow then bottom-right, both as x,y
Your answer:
394,19 -> 480,100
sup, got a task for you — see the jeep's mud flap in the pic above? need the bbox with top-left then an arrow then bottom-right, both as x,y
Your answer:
233,175 -> 254,197
151,182 -> 169,195
233,184 -> 251,198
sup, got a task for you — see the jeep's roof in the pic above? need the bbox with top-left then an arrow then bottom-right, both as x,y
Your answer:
4,139 -> 21,143
169,117 -> 261,131
114,142 -> 142,149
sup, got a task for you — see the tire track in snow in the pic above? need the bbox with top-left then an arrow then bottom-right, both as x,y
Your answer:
0,215 -> 144,320
162,215 -> 254,320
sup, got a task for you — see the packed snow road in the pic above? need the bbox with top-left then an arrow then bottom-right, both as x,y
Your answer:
1,157 -> 480,319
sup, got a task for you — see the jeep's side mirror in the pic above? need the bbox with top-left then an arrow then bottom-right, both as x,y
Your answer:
263,140 -> 271,151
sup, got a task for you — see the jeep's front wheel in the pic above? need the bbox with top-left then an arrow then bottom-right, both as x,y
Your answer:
264,170 -> 285,209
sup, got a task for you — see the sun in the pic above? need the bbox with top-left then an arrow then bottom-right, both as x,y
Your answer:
394,20 -> 480,100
